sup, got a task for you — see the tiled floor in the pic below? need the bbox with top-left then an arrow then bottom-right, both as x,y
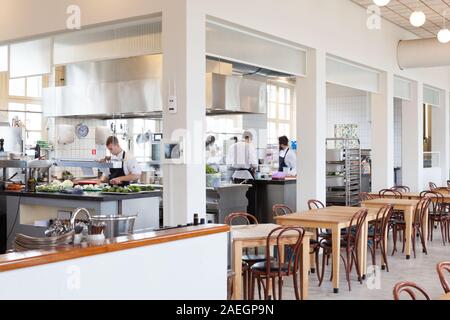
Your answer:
263,230 -> 449,300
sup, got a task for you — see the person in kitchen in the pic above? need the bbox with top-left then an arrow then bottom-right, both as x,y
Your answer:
226,130 -> 258,182
278,135 -> 297,176
99,136 -> 142,186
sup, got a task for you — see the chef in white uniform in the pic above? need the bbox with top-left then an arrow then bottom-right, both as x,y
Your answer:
278,135 -> 297,176
226,131 -> 258,182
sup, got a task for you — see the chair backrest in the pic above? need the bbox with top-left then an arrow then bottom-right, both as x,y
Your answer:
420,191 -> 445,218
372,204 -> 394,239
272,204 -> 293,217
307,199 -> 325,210
359,192 -> 373,202
343,208 -> 368,249
392,185 -> 410,193
379,189 -> 402,199
437,262 -> 450,294
393,282 -> 431,300
224,212 -> 258,226
265,226 -> 305,278
413,197 -> 431,225
429,182 -> 438,191
447,180 -> 450,189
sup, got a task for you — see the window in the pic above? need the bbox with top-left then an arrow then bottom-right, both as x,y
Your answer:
3,75 -> 44,147
267,83 -> 295,145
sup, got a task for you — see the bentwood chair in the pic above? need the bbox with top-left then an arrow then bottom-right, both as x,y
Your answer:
225,212 -> 265,299
393,282 -> 431,300
272,203 -> 322,281
379,189 -> 403,199
420,191 -> 448,245
249,226 -> 306,300
319,208 -> 368,291
392,197 -> 431,258
391,185 -> 410,193
367,204 -> 394,272
359,192 -> 373,202
378,189 -> 404,255
429,182 -> 438,191
437,262 -> 450,293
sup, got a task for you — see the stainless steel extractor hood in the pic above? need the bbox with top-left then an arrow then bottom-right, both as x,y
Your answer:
206,73 -> 267,115
43,54 -> 163,118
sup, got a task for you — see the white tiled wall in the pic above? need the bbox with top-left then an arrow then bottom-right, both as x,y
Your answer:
326,95 -> 372,149
393,98 -> 402,168
46,117 -> 108,178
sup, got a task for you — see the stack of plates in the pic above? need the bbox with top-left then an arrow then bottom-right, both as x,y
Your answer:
14,231 -> 75,252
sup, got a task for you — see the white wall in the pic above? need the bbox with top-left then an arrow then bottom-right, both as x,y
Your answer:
0,232 -> 228,300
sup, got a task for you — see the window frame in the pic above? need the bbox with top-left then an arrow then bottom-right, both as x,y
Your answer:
267,81 -> 296,145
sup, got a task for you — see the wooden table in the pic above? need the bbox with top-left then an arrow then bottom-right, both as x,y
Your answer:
275,207 -> 376,294
362,198 -> 424,260
440,293 -> 450,300
369,192 -> 450,201
231,223 -> 312,300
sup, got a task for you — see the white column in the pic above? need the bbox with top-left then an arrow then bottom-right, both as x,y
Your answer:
401,81 -> 423,192
296,48 -> 326,211
371,72 -> 395,191
431,89 -> 450,186
162,1 -> 206,226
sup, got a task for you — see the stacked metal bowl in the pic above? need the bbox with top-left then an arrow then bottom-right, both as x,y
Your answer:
14,231 -> 75,252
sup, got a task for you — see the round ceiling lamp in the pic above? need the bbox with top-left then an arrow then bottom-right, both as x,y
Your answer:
437,28 -> 450,44
410,11 -> 426,27
373,0 -> 391,6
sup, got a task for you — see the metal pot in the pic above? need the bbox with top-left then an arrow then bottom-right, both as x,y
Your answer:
90,215 -> 137,239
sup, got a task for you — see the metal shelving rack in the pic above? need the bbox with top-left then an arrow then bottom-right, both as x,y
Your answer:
326,138 -> 361,206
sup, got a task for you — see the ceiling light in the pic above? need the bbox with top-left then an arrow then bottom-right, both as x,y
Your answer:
373,0 -> 391,6
437,28 -> 450,43
410,11 -> 426,27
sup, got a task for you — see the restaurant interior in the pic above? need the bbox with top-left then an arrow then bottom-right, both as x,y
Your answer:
0,0 -> 449,302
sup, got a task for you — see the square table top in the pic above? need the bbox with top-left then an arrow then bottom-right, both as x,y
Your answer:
231,223 -> 313,242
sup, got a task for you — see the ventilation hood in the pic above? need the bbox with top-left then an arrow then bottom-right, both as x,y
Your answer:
206,73 -> 267,114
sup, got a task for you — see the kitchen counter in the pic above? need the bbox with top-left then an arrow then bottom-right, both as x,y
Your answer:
0,224 -> 229,299
254,177 -> 297,185
0,190 -> 162,253
0,190 -> 162,201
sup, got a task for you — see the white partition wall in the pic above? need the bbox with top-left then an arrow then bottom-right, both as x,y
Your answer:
371,72 -> 395,191
162,2 -> 207,225
401,80 -> 424,192
296,48 -> 327,210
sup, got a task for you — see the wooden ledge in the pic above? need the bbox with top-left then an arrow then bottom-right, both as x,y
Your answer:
0,224 -> 230,273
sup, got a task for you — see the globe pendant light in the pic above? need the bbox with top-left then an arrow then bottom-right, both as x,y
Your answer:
437,28 -> 450,44
410,11 -> 426,27
373,0 -> 391,6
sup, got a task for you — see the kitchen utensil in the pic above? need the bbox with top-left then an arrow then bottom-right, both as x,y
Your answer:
90,215 -> 137,238
14,231 -> 75,251
87,234 -> 106,246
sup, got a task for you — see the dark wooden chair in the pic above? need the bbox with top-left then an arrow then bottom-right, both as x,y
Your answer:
368,204 -> 394,272
429,182 -> 438,191
393,282 -> 431,300
447,180 -> 450,189
225,212 -> 265,299
392,197 -> 431,258
319,208 -> 368,291
272,203 -> 321,281
379,189 -> 403,199
249,226 -> 306,300
359,192 -> 374,202
391,185 -> 410,193
437,262 -> 450,293
378,189 -> 404,255
420,191 -> 448,245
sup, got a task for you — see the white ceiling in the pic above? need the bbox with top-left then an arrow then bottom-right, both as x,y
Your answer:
351,0 -> 450,38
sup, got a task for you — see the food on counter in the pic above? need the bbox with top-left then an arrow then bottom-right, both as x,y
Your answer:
36,180 -> 76,193
5,183 -> 24,191
62,170 -> 74,181
27,176 -> 37,193
81,184 -> 103,192
206,165 -> 218,174
102,185 -> 154,193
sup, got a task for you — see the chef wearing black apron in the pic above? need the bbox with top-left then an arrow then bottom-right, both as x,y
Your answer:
278,136 -> 297,175
100,136 -> 142,186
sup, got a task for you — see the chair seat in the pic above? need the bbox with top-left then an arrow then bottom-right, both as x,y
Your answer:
242,254 -> 266,263
250,261 -> 290,274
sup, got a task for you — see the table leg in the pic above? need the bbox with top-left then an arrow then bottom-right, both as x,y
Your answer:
332,225 -> 341,293
232,241 -> 243,300
309,228 -> 317,273
358,220 -> 368,279
404,207 -> 413,260
301,235 -> 310,300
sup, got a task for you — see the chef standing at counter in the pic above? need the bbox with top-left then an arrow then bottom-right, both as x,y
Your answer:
226,131 -> 258,183
99,136 -> 142,186
278,135 -> 297,176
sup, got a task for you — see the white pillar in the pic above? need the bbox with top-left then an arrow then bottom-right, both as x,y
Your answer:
296,48 -> 326,211
401,81 -> 423,192
371,72 -> 394,191
162,1 -> 206,226
431,89 -> 450,186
